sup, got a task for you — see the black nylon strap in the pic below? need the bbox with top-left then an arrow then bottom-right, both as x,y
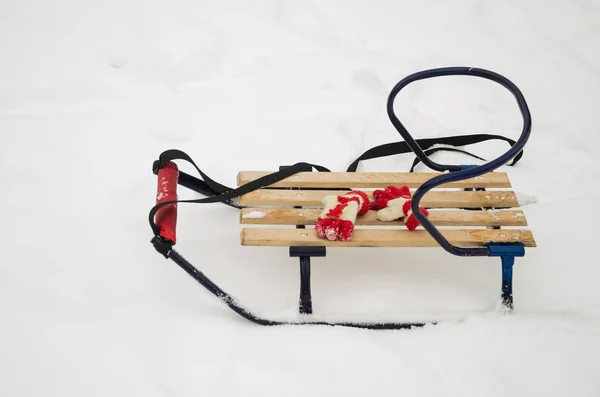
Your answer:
153,149 -> 233,194
409,147 -> 486,172
149,149 -> 330,237
150,133 -> 524,238
346,133 -> 523,172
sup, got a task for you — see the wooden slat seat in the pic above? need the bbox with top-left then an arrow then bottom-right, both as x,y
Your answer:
240,208 -> 528,227
237,171 -> 512,189
238,189 -> 519,208
237,171 -> 536,248
241,228 -> 536,247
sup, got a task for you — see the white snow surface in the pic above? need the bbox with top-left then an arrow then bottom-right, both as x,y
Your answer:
242,210 -> 267,219
2,1 -> 600,396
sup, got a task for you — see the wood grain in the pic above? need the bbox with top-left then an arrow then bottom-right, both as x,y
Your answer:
238,189 -> 519,208
237,171 -> 511,188
240,228 -> 537,247
240,208 -> 528,227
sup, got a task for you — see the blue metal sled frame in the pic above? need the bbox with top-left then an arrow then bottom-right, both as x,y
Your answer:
149,66 -> 533,330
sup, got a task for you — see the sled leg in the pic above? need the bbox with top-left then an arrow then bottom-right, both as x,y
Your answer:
290,246 -> 326,315
299,256 -> 312,314
487,243 -> 524,312
501,255 -> 514,311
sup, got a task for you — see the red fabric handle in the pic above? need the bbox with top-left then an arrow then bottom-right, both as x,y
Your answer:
155,161 -> 179,243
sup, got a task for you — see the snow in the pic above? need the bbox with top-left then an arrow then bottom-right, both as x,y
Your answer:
242,210 -> 267,219
516,191 -> 538,207
2,0 -> 600,396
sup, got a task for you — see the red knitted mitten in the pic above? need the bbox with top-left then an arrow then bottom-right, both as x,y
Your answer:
370,185 -> 429,231
315,190 -> 370,241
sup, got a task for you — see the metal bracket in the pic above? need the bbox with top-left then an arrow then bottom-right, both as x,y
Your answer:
487,242 -> 525,311
288,247 -> 327,315
151,236 -> 174,259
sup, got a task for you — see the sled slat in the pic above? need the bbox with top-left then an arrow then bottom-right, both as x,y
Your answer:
240,208 -> 528,227
238,189 -> 519,208
237,171 -> 511,189
241,228 -> 537,247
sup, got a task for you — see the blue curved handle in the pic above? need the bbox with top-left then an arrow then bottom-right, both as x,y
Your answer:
387,67 -> 532,256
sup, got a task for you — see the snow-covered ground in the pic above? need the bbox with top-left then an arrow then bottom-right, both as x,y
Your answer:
2,0 -> 600,395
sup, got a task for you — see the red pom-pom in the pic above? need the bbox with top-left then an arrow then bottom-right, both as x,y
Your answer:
370,198 -> 390,211
325,219 -> 342,240
372,189 -> 388,201
386,185 -> 411,198
370,185 -> 411,210
338,220 -> 355,241
316,218 -> 357,241
315,217 -> 334,238
371,190 -> 392,209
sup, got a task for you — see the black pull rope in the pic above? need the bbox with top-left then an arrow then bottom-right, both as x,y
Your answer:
149,149 -> 331,236
347,133 -> 522,173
